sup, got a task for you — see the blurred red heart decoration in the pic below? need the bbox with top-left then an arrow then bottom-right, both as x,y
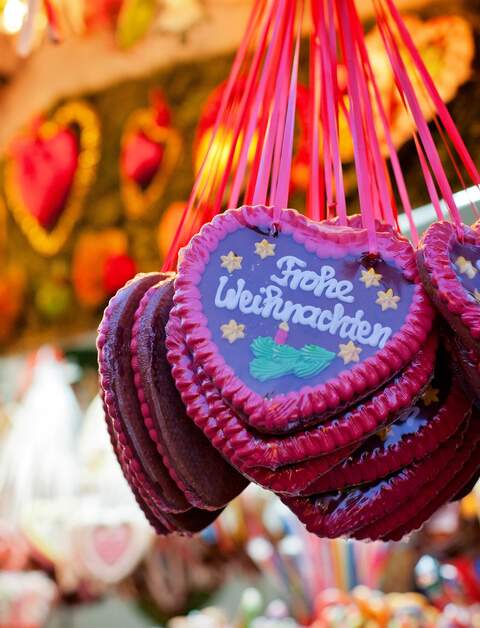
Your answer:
9,127 -> 78,232
5,101 -> 100,256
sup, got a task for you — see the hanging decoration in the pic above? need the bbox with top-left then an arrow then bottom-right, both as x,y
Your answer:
4,100 -> 100,256
120,90 -> 181,220
97,0 -> 480,544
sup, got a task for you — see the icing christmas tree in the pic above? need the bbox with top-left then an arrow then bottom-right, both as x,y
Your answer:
249,323 -> 336,382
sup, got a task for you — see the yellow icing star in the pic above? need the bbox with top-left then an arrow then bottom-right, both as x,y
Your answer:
377,427 -> 391,442
474,289 -> 480,303
422,386 -> 440,407
338,341 -> 362,365
220,320 -> 245,343
376,288 -> 400,311
255,239 -> 276,259
220,251 -> 243,273
455,256 -> 477,279
360,267 -> 383,288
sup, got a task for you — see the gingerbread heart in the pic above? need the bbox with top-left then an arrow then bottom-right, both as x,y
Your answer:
173,205 -> 434,434
442,326 -> 480,398
417,221 -> 480,353
98,272 -> 191,515
97,273 -> 224,534
5,101 -> 100,256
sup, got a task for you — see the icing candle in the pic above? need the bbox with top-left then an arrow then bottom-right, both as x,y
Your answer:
275,322 -> 290,344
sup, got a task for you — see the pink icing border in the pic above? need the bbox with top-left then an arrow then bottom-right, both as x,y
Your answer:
167,305 -> 437,493
173,205 -> 435,433
417,221 -> 480,347
282,419 -> 466,538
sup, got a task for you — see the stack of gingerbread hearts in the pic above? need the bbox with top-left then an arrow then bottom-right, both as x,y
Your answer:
417,220 -> 480,401
162,204 -> 479,540
97,272 -> 248,535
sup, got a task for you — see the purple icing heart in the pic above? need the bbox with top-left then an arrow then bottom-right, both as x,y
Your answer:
173,206 -> 434,434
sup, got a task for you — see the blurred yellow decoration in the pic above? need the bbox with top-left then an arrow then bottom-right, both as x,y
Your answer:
4,101 -> 100,257
1,0 -> 27,34
194,126 -> 257,199
116,0 -> 157,49
157,201 -> 186,259
460,491 -> 478,520
120,108 -> 182,220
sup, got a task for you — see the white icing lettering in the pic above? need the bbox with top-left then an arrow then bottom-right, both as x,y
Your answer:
214,276 -> 392,349
271,256 -> 354,303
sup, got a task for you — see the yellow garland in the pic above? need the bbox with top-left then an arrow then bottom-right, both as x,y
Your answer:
4,100 -> 100,257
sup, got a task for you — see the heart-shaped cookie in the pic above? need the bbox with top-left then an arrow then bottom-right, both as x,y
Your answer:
97,273 -> 224,534
417,221 -> 480,353
173,205 -> 434,434
443,326 -> 480,398
5,101 -> 100,256
120,107 -> 181,219
98,272 -> 191,515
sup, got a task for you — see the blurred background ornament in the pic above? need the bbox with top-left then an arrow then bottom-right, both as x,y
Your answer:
157,201 -> 188,260
72,229 -> 136,309
154,0 -> 204,38
193,78 -> 258,199
0,263 -> 26,344
0,348 -> 81,523
115,0 -> 158,49
120,90 -> 181,219
4,101 -> 100,256
0,571 -> 58,628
